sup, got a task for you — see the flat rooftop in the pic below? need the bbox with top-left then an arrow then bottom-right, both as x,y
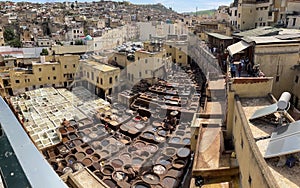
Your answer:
241,97 -> 300,188
83,60 -> 119,72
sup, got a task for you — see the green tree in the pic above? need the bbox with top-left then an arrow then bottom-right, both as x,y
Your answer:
40,48 -> 49,56
4,27 -> 15,42
75,40 -> 83,45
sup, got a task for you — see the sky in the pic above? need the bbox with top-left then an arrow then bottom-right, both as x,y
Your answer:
5,0 -> 233,13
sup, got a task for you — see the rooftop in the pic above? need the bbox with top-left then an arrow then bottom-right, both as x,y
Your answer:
82,60 -> 119,72
206,32 -> 233,40
241,97 -> 300,188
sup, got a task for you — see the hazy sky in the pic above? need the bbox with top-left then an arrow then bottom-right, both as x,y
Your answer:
9,0 -> 232,13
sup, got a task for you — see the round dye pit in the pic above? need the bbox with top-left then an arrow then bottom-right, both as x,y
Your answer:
143,132 -> 154,139
113,171 -> 127,181
158,129 -> 167,137
82,158 -> 92,166
101,165 -> 114,176
162,177 -> 177,188
172,159 -> 186,169
91,154 -> 100,161
154,135 -> 165,143
132,157 -> 143,167
163,147 -> 176,157
111,159 -> 123,168
85,148 -> 94,155
67,126 -> 75,132
68,133 -> 77,140
133,182 -> 151,188
59,128 -> 67,134
66,155 -> 77,165
170,137 -> 180,144
89,133 -> 98,139
101,140 -> 110,147
77,131 -> 84,137
134,141 -> 146,149
91,141 -> 102,149
142,173 -> 160,185
175,131 -> 185,136
73,139 -> 83,146
120,153 -> 131,162
153,165 -> 166,175
183,138 -> 191,145
75,152 -> 86,160
83,129 -> 91,135
146,144 -> 158,153
107,144 -> 118,152
177,148 -> 190,158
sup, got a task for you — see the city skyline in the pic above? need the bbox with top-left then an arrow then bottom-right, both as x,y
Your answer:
4,0 -> 232,13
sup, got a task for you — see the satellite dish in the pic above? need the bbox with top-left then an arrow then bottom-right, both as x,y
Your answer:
277,92 -> 291,110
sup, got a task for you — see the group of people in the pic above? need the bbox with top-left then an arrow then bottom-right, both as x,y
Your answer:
229,57 -> 265,78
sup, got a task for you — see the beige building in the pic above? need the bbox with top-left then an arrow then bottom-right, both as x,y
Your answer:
227,36 -> 300,99
0,26 -> 4,46
225,75 -> 300,187
75,59 -> 120,98
0,55 -> 79,96
233,0 -> 281,30
164,40 -> 188,66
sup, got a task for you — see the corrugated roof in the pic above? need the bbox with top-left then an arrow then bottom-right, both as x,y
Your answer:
243,36 -> 299,44
233,27 -> 282,38
206,32 -> 233,40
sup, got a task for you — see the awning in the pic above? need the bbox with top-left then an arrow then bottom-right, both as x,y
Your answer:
227,41 -> 251,56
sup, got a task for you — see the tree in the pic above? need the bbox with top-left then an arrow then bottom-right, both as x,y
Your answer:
4,27 -> 15,42
40,48 -> 49,56
75,40 -> 83,45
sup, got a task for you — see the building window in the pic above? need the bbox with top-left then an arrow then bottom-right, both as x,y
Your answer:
91,72 -> 94,80
101,78 -> 103,85
48,77 -> 50,80
238,13 -> 240,18
234,10 -> 237,16
115,76 -> 118,82
39,78 -> 42,81
292,18 -> 296,26
64,65 -> 67,68
33,85 -> 36,89
145,70 -> 148,74
39,68 -> 42,71
248,176 -> 252,185
53,76 -> 56,80
97,77 -> 99,83
109,77 -> 113,84
73,64 -> 76,68
276,76 -> 280,82
139,72 -> 142,77
169,45 -> 172,48
52,67 -> 55,71
145,59 -> 148,63
15,80 -> 20,83
268,11 -> 272,17
295,76 -> 299,83
87,72 -> 89,78
179,55 -> 182,59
